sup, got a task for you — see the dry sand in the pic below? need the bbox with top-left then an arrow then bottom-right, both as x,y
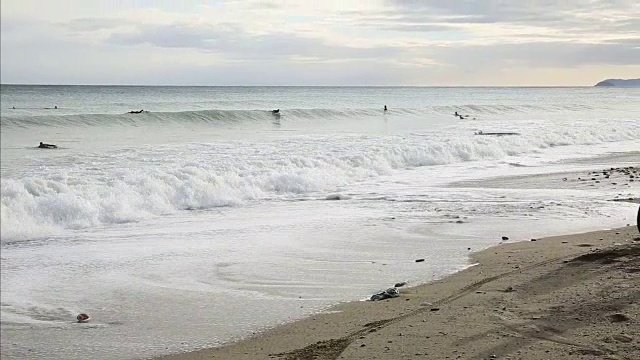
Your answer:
157,221 -> 640,360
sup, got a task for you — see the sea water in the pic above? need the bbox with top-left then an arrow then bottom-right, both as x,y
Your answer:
1,85 -> 639,360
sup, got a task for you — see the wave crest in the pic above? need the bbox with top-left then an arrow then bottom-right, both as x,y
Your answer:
0,103 -> 616,128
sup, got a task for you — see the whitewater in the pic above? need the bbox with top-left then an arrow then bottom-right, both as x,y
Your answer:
1,85 -> 639,360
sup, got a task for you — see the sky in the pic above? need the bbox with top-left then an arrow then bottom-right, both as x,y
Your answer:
1,0 -> 639,86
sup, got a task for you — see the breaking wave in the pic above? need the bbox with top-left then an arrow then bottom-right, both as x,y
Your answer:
0,103 -> 617,129
2,115 -> 639,242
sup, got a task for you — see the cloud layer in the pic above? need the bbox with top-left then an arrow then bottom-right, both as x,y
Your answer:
1,0 -> 638,85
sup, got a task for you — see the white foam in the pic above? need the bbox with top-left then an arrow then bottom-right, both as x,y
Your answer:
2,116 -> 639,241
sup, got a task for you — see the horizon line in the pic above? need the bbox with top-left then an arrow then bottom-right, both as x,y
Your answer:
0,83 -> 599,88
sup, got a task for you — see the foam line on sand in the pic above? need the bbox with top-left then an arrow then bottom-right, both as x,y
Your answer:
157,222 -> 640,360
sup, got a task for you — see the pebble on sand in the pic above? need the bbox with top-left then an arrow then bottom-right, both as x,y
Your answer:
76,313 -> 90,323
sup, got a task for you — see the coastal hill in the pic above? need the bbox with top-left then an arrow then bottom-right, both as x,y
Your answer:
594,78 -> 640,87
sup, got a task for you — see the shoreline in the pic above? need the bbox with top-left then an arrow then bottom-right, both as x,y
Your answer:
156,222 -> 640,360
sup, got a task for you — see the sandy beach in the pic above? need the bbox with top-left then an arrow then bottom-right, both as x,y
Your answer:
158,219 -> 639,360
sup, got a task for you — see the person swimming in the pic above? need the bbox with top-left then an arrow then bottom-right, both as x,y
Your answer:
455,112 -> 470,119
38,142 -> 58,149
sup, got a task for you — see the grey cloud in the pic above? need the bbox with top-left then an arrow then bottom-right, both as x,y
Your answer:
149,61 -> 414,86
348,14 -> 461,32
387,0 -> 637,23
107,22 -> 402,61
0,18 -> 45,34
60,18 -> 133,32
373,0 -> 640,36
608,17 -> 640,32
605,38 -> 640,47
385,0 -> 563,24
383,23 -> 460,32
435,41 -> 640,69
2,39 -> 413,86
348,0 -> 640,73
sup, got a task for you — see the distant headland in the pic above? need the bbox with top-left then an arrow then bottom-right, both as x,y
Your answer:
594,78 -> 640,87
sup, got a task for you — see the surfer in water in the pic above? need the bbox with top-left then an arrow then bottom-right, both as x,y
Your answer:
271,109 -> 280,114
128,109 -> 144,114
38,142 -> 58,149
384,105 -> 387,111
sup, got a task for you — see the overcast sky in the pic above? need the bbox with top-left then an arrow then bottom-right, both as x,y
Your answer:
1,0 -> 638,86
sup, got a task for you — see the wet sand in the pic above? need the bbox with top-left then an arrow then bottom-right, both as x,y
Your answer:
157,222 -> 640,360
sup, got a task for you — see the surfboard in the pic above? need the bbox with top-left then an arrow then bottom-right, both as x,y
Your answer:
475,132 -> 520,136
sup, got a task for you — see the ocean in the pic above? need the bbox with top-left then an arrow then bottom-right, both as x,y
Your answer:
1,85 -> 639,360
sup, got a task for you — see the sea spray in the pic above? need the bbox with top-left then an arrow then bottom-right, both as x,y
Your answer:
3,118 -> 640,242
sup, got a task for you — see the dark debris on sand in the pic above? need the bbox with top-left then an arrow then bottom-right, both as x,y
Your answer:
571,166 -> 639,194
569,244 -> 640,265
